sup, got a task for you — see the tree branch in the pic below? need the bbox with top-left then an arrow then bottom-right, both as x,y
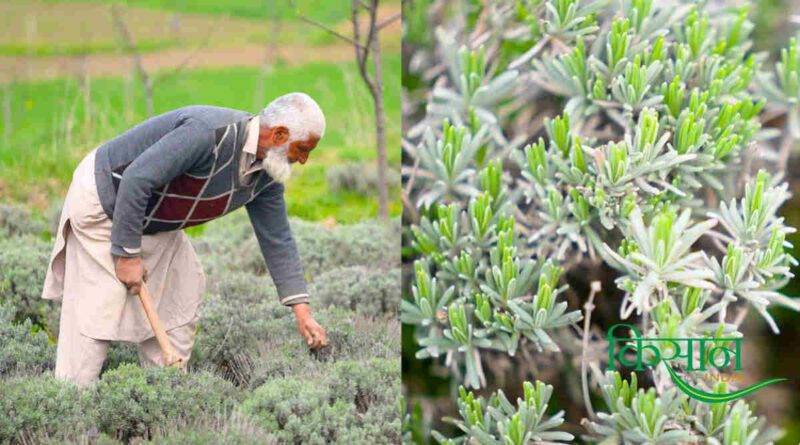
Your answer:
110,4 -> 154,116
156,20 -> 219,82
296,15 -> 366,50
364,0 -> 379,59
376,12 -> 400,31
351,1 -> 366,68
351,0 -> 377,95
110,5 -> 147,81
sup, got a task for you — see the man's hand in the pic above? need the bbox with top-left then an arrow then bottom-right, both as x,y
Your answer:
292,303 -> 327,349
114,256 -> 146,295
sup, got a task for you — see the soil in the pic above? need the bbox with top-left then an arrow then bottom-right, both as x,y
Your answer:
0,43 -> 356,82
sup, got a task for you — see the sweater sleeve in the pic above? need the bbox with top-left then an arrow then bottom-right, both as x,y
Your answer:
245,182 -> 309,306
110,117 -> 214,257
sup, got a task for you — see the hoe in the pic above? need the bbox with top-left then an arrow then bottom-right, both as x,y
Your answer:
138,282 -> 183,367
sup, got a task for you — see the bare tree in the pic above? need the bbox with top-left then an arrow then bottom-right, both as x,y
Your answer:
255,0 -> 283,111
110,5 -> 217,118
2,81 -> 11,145
111,5 -> 155,117
298,1 -> 400,219
78,55 -> 93,135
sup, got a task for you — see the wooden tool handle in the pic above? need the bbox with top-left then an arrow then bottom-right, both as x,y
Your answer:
138,282 -> 182,367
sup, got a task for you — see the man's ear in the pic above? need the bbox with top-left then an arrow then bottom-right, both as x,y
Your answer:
271,126 -> 290,145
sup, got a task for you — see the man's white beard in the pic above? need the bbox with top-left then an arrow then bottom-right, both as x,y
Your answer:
262,146 -> 292,184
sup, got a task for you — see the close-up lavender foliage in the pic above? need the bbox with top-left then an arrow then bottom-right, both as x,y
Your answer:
401,0 -> 800,443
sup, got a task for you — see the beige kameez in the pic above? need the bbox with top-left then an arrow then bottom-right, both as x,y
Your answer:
42,149 -> 207,385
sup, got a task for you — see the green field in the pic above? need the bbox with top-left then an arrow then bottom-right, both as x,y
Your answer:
0,2 -> 402,443
44,0 -> 370,22
0,0 -> 401,222
0,54 -> 401,223
0,0 -> 374,58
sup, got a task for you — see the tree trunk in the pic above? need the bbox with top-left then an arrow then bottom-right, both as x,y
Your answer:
371,33 -> 389,219
111,5 -> 154,117
2,82 -> 11,145
79,55 -> 93,134
255,0 -> 280,110
143,78 -> 154,117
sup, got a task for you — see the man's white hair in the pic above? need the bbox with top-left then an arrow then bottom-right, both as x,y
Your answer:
259,92 -> 326,141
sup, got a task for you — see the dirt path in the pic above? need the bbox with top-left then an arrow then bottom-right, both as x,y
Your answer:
0,4 -> 401,83
0,43 -> 356,82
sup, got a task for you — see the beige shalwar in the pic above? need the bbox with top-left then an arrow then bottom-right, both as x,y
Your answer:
42,149 -> 207,386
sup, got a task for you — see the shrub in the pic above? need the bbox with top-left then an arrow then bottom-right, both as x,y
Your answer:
241,377 -> 334,443
211,271 -> 281,307
403,0 -> 796,441
0,204 -> 48,239
326,162 -> 400,196
196,209 -> 401,280
192,211 -> 265,276
0,374 -> 86,443
327,358 -> 400,411
307,307 -> 401,362
196,211 -> 400,278
38,433 -> 122,445
190,271 -> 289,386
246,309 -> 356,388
327,358 -> 402,442
247,308 -> 400,392
250,330 -> 399,388
433,381 -> 573,444
246,341 -> 319,390
86,364 -> 239,442
0,235 -> 52,326
312,266 -> 401,316
143,430 -> 270,445
191,292 -> 288,386
142,428 -> 276,445
196,210 -> 301,277
242,359 -> 401,444
240,375 -> 356,444
584,371 -> 784,444
140,413 -> 277,445
101,342 -> 140,374
44,199 -> 64,238
192,289 -> 401,388
291,218 -> 401,277
0,304 -> 55,377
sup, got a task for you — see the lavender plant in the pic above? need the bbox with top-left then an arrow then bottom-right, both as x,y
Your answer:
432,380 -> 574,444
0,202 -> 401,443
403,0 -> 800,442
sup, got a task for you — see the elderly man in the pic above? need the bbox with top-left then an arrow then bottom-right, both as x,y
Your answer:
41,93 -> 328,386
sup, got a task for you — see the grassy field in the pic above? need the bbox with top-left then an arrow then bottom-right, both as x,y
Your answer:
0,0 -> 401,58
0,1 -> 359,57
0,197 -> 402,444
44,0 -> 377,22
0,2 -> 402,443
0,53 -> 401,223
1,0 -> 401,224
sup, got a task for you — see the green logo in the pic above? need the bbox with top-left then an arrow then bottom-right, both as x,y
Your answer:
606,324 -> 786,403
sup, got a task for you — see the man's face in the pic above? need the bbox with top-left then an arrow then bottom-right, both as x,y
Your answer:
257,125 -> 321,183
257,126 -> 320,163
286,135 -> 321,165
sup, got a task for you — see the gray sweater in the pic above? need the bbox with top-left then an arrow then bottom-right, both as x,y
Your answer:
93,105 -> 308,306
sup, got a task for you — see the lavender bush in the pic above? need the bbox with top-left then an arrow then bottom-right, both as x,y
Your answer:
402,0 -> 800,442
0,205 -> 400,443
